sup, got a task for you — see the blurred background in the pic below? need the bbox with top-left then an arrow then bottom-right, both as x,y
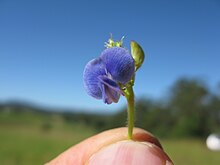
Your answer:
0,0 -> 220,164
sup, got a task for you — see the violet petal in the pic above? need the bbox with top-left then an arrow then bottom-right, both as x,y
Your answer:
83,58 -> 105,99
100,47 -> 135,84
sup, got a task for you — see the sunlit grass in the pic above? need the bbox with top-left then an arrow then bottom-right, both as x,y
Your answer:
161,139 -> 220,165
0,111 -> 96,165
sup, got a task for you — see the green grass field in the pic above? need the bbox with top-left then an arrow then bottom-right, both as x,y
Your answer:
0,110 -> 220,165
162,139 -> 220,165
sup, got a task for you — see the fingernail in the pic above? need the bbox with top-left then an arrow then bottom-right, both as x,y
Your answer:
88,140 -> 173,165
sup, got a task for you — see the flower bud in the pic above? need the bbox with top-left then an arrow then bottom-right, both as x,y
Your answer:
130,41 -> 145,71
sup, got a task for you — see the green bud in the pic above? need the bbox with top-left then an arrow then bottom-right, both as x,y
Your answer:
130,41 -> 145,71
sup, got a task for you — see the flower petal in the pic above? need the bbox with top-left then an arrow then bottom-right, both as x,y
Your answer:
83,58 -> 106,99
100,47 -> 135,84
101,83 -> 120,104
98,75 -> 123,95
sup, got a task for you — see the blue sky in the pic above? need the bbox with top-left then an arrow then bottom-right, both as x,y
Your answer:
0,0 -> 220,113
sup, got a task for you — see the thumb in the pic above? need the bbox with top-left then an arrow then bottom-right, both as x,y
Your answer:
88,140 -> 173,165
46,127 -> 173,165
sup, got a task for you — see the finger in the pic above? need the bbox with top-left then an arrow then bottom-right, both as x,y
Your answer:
88,140 -> 173,165
46,127 -> 172,165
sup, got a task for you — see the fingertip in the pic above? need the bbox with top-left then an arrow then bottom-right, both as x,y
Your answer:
88,140 -> 173,165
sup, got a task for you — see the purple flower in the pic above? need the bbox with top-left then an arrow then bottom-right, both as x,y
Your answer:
83,47 -> 135,104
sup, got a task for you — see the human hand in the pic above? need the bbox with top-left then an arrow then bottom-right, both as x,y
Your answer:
46,127 -> 173,165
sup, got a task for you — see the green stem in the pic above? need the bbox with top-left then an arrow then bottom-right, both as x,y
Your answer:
124,85 -> 135,140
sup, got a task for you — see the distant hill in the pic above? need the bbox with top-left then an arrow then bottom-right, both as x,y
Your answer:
0,100 -> 117,132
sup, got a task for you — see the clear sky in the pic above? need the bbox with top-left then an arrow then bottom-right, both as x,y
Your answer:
0,0 -> 220,113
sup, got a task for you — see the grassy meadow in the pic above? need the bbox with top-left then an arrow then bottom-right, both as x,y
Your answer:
0,109 -> 220,165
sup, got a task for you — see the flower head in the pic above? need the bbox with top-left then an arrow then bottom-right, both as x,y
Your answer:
83,47 -> 135,104
83,36 -> 145,140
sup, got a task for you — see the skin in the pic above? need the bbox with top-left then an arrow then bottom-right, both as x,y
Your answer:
46,127 -> 173,165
